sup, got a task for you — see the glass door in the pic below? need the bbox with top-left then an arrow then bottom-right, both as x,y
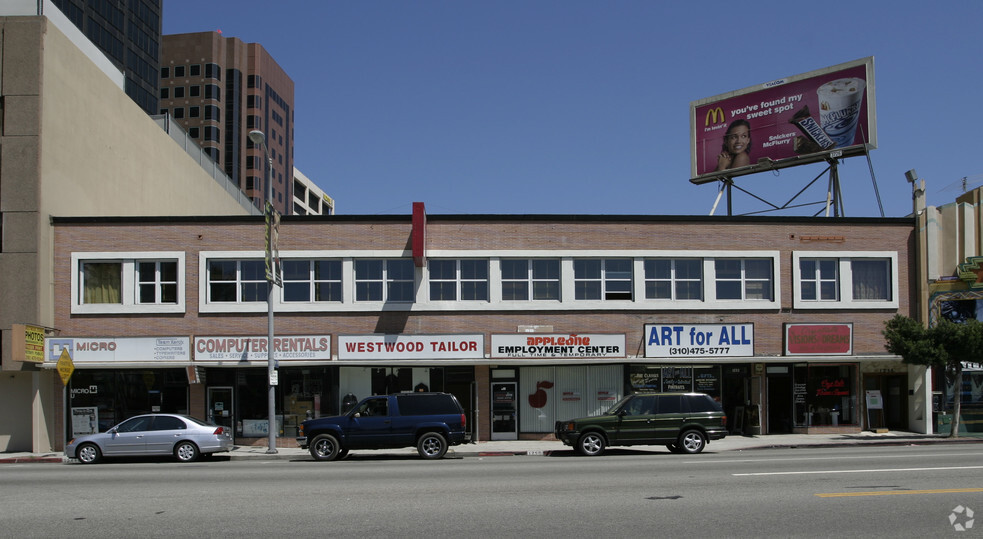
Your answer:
207,386 -> 234,435
491,382 -> 517,440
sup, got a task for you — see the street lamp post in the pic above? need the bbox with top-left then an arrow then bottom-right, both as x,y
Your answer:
248,129 -> 278,454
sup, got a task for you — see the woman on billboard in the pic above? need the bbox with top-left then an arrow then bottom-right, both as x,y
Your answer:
715,119 -> 752,172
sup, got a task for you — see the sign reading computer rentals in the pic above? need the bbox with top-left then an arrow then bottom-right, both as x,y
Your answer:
690,57 -> 876,183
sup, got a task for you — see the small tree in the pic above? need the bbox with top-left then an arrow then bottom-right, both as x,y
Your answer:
883,315 -> 983,437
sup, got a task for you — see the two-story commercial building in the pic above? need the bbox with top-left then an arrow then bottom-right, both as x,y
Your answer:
42,206 -> 930,448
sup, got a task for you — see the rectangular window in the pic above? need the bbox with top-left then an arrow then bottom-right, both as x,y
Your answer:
793,252 -> 898,309
73,253 -> 185,314
429,260 -> 489,301
173,86 -> 185,98
160,66 -> 169,79
81,262 -> 122,304
207,260 -> 266,303
282,260 -> 342,302
799,258 -> 839,301
174,65 -> 185,78
644,258 -> 702,300
204,63 -> 221,80
501,259 -> 560,301
355,259 -> 415,302
189,85 -> 201,97
189,64 -> 201,77
204,84 -> 221,101
189,106 -> 200,118
714,258 -> 773,300
189,127 -> 199,138
137,261 -> 178,304
574,258 -> 632,300
172,107 -> 184,119
159,87 -> 169,99
851,259 -> 891,301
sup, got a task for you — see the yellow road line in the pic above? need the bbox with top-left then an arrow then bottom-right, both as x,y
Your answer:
817,488 -> 983,498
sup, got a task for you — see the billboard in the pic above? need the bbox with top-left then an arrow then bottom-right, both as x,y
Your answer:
690,57 -> 875,184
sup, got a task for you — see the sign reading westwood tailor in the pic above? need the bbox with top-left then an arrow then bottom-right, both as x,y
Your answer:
194,335 -> 331,362
690,57 -> 876,183
785,323 -> 852,355
491,334 -> 625,359
46,337 -> 190,364
339,334 -> 484,360
645,324 -> 753,359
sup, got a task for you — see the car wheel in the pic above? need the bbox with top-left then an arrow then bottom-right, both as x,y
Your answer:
309,434 -> 340,461
677,429 -> 707,454
174,441 -> 200,463
76,442 -> 101,464
417,432 -> 448,459
577,432 -> 606,456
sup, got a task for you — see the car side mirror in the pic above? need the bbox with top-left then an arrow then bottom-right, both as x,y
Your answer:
353,412 -> 361,418
618,409 -> 628,417
108,427 -> 118,436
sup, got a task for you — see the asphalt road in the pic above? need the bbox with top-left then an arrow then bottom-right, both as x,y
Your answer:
2,445 -> 981,537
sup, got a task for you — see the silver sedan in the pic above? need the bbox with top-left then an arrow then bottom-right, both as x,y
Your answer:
65,413 -> 233,464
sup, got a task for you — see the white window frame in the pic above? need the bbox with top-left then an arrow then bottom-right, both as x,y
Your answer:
428,259 -> 490,302
281,259 -> 343,303
573,258 -> 633,301
500,258 -> 561,301
792,251 -> 899,309
354,258 -> 415,303
712,258 -> 775,301
71,252 -> 185,314
643,258 -> 703,301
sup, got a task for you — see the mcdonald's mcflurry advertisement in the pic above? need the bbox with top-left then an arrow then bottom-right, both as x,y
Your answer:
690,57 -> 875,182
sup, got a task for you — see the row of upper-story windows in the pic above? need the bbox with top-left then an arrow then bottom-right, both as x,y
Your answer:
70,251 -> 899,315
161,63 -> 221,80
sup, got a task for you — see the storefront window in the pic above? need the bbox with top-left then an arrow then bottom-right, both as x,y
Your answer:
627,365 -> 721,400
519,365 -> 623,433
795,364 -> 857,426
68,369 -> 188,438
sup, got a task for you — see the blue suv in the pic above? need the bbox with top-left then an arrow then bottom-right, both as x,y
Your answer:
297,392 -> 469,461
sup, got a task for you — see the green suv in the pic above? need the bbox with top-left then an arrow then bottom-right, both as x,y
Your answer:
555,392 -> 727,456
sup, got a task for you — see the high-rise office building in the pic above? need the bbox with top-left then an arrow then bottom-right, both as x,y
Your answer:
161,31 -> 295,214
49,0 -> 161,115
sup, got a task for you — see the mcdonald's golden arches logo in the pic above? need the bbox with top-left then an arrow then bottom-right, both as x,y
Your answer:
705,107 -> 725,126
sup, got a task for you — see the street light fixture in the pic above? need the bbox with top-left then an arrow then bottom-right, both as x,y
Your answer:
248,129 -> 278,454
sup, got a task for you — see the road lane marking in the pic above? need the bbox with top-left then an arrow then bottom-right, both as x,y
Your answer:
688,452 -> 983,465
734,465 -> 983,476
816,488 -> 983,498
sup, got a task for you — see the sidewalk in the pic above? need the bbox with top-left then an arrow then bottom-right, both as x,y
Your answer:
3,431 -> 981,464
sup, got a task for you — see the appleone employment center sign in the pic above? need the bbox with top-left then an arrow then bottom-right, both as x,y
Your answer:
690,57 -> 876,183
491,334 -> 625,359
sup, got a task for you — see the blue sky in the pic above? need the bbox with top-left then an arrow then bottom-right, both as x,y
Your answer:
164,1 -> 982,217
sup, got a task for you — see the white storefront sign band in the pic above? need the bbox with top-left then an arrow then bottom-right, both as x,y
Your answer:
644,324 -> 754,358
47,337 -> 190,363
194,335 -> 331,362
339,334 -> 484,360
491,334 -> 625,359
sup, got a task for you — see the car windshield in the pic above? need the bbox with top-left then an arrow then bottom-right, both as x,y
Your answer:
605,396 -> 634,415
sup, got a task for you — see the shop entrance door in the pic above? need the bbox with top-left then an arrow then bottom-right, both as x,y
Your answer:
207,386 -> 234,434
491,383 -> 517,440
766,367 -> 793,433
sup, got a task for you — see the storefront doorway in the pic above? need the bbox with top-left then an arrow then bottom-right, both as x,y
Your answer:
766,366 -> 793,433
864,374 -> 907,430
207,386 -> 234,433
491,382 -> 517,440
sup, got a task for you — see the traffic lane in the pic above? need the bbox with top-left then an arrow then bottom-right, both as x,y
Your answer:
4,446 -> 981,537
